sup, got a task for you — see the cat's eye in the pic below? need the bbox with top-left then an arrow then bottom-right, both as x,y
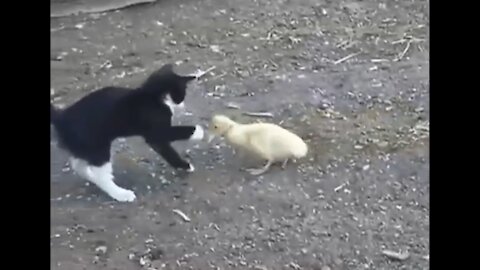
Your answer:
214,125 -> 218,129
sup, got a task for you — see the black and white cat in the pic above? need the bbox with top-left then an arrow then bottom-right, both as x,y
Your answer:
50,64 -> 204,202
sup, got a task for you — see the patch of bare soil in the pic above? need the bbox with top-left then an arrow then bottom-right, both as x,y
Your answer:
51,0 -> 429,269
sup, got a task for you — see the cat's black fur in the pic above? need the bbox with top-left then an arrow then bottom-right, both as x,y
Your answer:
51,64 -> 199,171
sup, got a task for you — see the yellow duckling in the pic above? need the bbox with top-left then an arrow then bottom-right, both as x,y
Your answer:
208,115 -> 308,175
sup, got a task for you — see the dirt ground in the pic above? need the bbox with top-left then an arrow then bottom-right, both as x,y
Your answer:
50,0 -> 429,269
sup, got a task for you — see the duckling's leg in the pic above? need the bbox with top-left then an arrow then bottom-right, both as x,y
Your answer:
246,160 -> 273,175
281,159 -> 289,169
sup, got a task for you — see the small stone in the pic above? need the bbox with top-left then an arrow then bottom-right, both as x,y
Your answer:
377,141 -> 389,148
289,262 -> 301,270
415,107 -> 424,113
319,103 -> 329,110
151,260 -> 166,269
238,70 -> 249,77
139,256 -> 150,266
93,255 -> 100,264
210,45 -> 221,53
321,266 -> 331,270
95,245 -> 107,255
145,238 -> 154,244
74,23 -> 85,29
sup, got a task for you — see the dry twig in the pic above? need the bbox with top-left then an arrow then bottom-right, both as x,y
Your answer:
172,209 -> 191,222
226,103 -> 241,109
334,183 -> 347,192
243,112 -> 274,118
334,52 -> 361,65
382,250 -> 410,261
394,40 -> 412,61
191,66 -> 216,80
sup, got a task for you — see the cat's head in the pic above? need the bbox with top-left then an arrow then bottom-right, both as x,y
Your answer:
141,64 -> 196,105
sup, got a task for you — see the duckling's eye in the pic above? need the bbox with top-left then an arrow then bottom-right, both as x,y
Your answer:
214,125 -> 218,129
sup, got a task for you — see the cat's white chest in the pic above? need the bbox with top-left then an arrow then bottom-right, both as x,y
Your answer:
164,94 -> 185,116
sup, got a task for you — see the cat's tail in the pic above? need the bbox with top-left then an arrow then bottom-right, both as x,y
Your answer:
50,103 -> 61,124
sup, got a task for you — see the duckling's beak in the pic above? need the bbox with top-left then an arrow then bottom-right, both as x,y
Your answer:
207,133 -> 216,143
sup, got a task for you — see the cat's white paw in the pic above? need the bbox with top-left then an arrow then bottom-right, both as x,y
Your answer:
187,163 -> 195,172
111,188 -> 136,202
177,102 -> 185,109
190,125 -> 204,141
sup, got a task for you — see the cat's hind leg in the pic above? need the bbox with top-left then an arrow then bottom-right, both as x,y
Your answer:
70,156 -> 136,202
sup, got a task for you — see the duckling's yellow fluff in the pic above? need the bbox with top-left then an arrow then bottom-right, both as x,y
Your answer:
208,115 -> 308,175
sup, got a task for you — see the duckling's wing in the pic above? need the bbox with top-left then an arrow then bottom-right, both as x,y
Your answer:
244,125 -> 277,160
251,124 -> 302,160
246,135 -> 270,160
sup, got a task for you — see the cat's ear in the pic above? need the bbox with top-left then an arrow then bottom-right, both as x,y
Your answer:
157,63 -> 175,74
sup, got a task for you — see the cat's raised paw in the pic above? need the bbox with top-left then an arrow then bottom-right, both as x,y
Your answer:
190,125 -> 204,141
111,188 -> 136,202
